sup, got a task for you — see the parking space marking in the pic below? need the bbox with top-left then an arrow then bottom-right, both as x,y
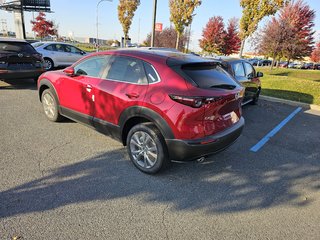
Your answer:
250,107 -> 302,152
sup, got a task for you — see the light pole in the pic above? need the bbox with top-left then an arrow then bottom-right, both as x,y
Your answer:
151,0 -> 157,47
96,0 -> 112,52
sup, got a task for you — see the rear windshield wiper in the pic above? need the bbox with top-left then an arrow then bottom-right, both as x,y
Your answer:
209,84 -> 236,90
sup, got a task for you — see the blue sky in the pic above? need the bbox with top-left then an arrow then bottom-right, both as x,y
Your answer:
1,0 -> 320,51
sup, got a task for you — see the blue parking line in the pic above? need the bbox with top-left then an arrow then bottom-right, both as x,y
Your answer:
250,107 -> 302,152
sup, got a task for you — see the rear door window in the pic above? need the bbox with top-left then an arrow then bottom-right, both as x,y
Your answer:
65,45 -> 82,54
231,62 -> 245,77
44,44 -> 55,51
106,56 -> 147,84
181,63 -> 238,89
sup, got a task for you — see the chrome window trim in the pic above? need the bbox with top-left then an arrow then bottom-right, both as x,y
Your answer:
143,62 -> 161,85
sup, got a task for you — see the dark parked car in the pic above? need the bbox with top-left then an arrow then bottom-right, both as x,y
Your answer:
301,63 -> 314,69
256,59 -> 272,66
0,38 -> 45,81
313,63 -> 320,70
248,58 -> 260,66
212,57 -> 262,105
279,61 -> 289,68
38,50 -> 245,174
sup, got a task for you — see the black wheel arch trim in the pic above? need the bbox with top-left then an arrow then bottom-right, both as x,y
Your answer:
119,106 -> 175,140
38,79 -> 60,104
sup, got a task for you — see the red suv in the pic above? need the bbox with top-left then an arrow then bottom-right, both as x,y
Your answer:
38,50 -> 245,173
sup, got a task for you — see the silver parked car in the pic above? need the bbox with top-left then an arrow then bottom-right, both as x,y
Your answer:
32,42 -> 87,70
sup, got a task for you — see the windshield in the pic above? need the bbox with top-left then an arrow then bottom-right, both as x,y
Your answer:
32,42 -> 45,48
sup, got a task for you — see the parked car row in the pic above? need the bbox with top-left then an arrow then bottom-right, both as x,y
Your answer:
289,62 -> 320,70
248,59 -> 272,66
248,58 -> 320,70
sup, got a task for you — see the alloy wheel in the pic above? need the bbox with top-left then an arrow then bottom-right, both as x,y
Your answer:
129,131 -> 158,169
42,92 -> 56,119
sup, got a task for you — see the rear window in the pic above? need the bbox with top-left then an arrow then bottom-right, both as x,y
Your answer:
181,63 -> 239,89
0,42 -> 37,54
32,42 -> 44,48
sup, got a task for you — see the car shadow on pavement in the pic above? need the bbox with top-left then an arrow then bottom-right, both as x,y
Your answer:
0,79 -> 37,90
1,129 -> 319,219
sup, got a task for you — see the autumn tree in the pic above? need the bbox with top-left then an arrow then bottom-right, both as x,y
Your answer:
311,42 -> 320,63
239,0 -> 290,57
223,18 -> 241,55
199,16 -> 226,55
256,17 -> 292,68
279,0 -> 315,62
169,0 -> 201,50
199,16 -> 241,55
31,12 -> 57,40
256,0 -> 315,67
118,0 -> 140,47
143,27 -> 188,51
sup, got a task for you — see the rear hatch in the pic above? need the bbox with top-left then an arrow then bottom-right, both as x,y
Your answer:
0,41 -> 43,71
171,61 -> 244,137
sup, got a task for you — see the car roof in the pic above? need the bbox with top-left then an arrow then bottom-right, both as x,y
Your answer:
102,49 -> 219,66
138,47 -> 181,52
210,56 -> 249,63
36,41 -> 73,45
0,38 -> 28,43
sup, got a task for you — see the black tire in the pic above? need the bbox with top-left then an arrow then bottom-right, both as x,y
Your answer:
251,88 -> 261,105
126,123 -> 170,174
41,88 -> 64,122
44,58 -> 54,71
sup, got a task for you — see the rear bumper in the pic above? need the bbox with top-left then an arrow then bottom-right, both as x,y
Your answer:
0,69 -> 45,80
166,117 -> 245,161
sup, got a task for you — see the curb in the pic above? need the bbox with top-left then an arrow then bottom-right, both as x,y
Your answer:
260,95 -> 320,112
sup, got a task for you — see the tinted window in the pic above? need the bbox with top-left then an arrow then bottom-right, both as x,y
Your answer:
232,62 -> 245,77
244,62 -> 255,78
74,56 -> 110,78
182,63 -> 238,89
45,44 -> 64,52
107,56 -> 147,84
143,62 -> 159,83
65,45 -> 82,54
0,42 -> 37,53
44,44 -> 55,51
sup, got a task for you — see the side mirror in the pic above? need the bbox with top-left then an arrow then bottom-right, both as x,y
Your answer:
247,73 -> 254,79
256,72 -> 263,78
63,67 -> 75,76
81,51 -> 86,55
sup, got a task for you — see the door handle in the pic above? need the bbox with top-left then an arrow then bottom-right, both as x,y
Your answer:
86,84 -> 92,92
126,93 -> 139,99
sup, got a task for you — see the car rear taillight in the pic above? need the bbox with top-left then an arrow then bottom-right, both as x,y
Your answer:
32,53 -> 43,60
169,95 -> 222,108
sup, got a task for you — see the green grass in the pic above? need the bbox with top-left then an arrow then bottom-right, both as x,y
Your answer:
75,43 -> 114,52
256,67 -> 320,105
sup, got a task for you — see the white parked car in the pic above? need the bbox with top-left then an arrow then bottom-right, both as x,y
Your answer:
32,42 -> 87,70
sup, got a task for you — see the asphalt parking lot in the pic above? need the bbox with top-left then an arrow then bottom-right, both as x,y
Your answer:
1,79 -> 320,240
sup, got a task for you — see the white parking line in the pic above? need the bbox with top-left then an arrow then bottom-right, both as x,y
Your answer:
250,107 -> 302,152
